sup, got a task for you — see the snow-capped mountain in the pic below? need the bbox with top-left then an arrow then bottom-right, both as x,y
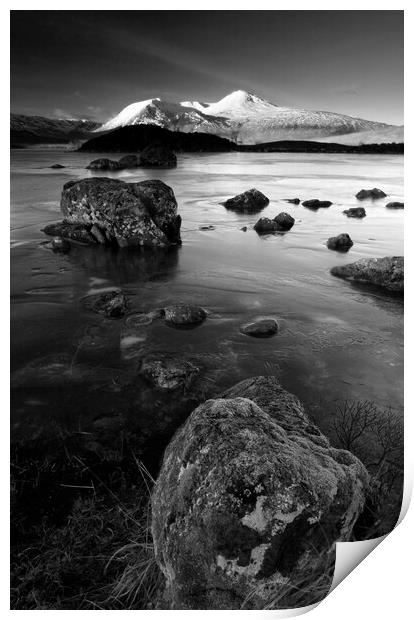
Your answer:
97,90 -> 401,145
99,98 -> 233,138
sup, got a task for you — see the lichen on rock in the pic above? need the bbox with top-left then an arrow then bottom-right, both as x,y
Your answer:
151,377 -> 370,609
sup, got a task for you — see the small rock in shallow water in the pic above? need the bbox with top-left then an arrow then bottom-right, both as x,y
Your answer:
284,198 -> 300,204
302,199 -> 333,210
356,188 -> 387,200
163,304 -> 207,327
327,233 -> 353,251
240,318 -> 279,337
140,354 -> 200,390
331,256 -> 403,293
386,201 -> 404,209
199,225 -> 215,231
222,188 -> 269,213
44,237 -> 71,253
50,163 -> 65,169
343,207 -> 366,218
82,290 -> 129,318
240,226 -> 248,232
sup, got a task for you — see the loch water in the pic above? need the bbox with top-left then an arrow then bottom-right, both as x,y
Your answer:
10,149 -> 404,459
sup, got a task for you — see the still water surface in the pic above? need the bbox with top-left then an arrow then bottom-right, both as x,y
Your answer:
10,150 -> 404,452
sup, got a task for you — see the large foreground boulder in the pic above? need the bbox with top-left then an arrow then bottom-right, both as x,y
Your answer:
222,188 -> 269,213
331,256 -> 403,293
50,177 -> 181,248
152,377 -> 369,609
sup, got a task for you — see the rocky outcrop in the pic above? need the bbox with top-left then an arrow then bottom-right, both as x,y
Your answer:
152,377 -> 369,609
356,188 -> 387,200
240,319 -> 279,337
343,207 -> 366,218
302,199 -> 332,210
222,188 -> 269,213
331,256 -> 403,293
45,177 -> 181,248
139,144 -> 177,168
86,158 -> 122,171
327,233 -> 353,251
254,212 -> 294,233
82,290 -> 129,317
140,354 -> 200,390
118,154 -> 141,168
386,201 -> 404,209
162,305 -> 207,327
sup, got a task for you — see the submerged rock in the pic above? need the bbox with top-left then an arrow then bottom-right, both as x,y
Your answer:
327,233 -> 353,251
284,198 -> 300,204
331,256 -> 403,293
386,201 -> 404,209
302,199 -> 332,210
356,188 -> 387,200
43,237 -> 71,253
139,144 -> 177,168
140,354 -> 200,390
163,304 -> 207,327
152,378 -> 369,609
222,188 -> 269,213
86,158 -> 122,171
57,177 -> 181,248
199,225 -> 215,231
240,318 -> 279,337
118,154 -> 141,169
254,212 -> 294,234
82,290 -> 129,317
343,207 -> 366,218
120,311 -> 162,360
50,163 -> 65,169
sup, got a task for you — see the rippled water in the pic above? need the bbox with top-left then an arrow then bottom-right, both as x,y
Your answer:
10,149 -> 404,451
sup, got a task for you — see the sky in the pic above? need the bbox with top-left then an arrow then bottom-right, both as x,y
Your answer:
10,11 -> 404,125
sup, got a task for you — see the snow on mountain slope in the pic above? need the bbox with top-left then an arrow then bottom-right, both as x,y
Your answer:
314,124 -> 404,146
98,98 -> 232,136
98,90 -> 401,144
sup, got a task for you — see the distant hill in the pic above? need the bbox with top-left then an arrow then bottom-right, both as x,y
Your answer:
78,124 -> 403,155
11,114 -> 100,145
78,125 -> 236,152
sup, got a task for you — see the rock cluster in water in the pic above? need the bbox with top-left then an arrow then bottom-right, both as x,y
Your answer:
43,178 -> 182,249
356,188 -> 387,200
86,145 -> 177,170
331,256 -> 404,293
151,376 -> 370,609
254,212 -> 295,233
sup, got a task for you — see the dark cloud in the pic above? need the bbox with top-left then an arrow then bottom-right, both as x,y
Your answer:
10,11 -> 403,124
